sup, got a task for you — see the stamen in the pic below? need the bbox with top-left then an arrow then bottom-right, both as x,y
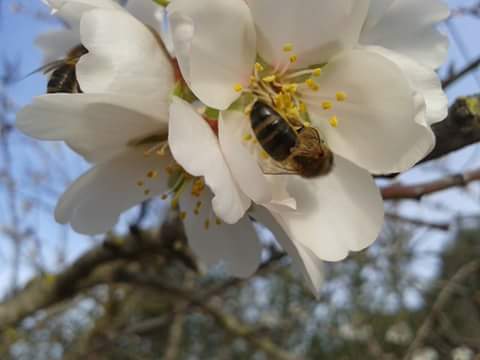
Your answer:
329,116 -> 338,128
147,170 -> 158,179
305,78 -> 319,91
243,133 -> 253,141
191,178 -> 205,197
204,219 -> 210,230
322,101 -> 333,110
144,189 -> 151,196
136,180 -> 144,187
282,84 -> 298,93
299,102 -> 307,113
336,91 -> 347,102
215,217 -> 222,225
289,55 -> 298,64
262,75 -> 276,83
312,68 -> 322,77
180,212 -> 187,221
234,83 -> 243,92
283,43 -> 294,52
255,62 -> 265,72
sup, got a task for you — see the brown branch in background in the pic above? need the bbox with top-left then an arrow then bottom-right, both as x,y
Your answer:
113,270 -> 302,360
381,168 -> 480,200
403,260 -> 480,360
385,212 -> 450,231
0,213 -> 188,331
420,95 -> 480,164
442,56 -> 480,89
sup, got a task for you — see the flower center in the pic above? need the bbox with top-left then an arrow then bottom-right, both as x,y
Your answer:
131,137 -> 222,229
234,43 -> 348,130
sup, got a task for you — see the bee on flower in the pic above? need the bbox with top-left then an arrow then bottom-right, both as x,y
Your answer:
16,0 -> 449,294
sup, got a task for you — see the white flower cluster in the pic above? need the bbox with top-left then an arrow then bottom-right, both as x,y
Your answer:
17,0 -> 449,294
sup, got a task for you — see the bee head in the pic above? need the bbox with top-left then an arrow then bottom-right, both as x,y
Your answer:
292,146 -> 334,178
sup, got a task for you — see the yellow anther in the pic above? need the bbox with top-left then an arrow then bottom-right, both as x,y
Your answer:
195,201 -> 202,209
282,84 -> 298,93
255,62 -> 265,72
261,151 -> 269,159
283,43 -> 294,52
165,164 -> 179,175
191,178 -> 205,197
234,83 -> 243,92
287,106 -> 300,119
194,209 -> 200,215
281,93 -> 293,108
329,116 -> 338,128
144,189 -> 151,196
215,218 -> 222,225
274,94 -> 284,109
171,198 -> 179,209
289,55 -> 298,64
305,78 -> 319,91
147,170 -> 158,178
322,101 -> 333,110
204,219 -> 210,230
180,212 -> 187,221
312,68 -> 322,76
299,102 -> 307,113
243,133 -> 253,141
336,91 -> 347,102
161,194 -> 168,200
136,180 -> 144,187
262,75 -> 276,83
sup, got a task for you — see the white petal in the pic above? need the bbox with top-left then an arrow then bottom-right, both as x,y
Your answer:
16,93 -> 169,163
35,30 -> 80,64
168,97 -> 251,223
125,0 -> 164,32
270,156 -> 384,262
247,0 -> 369,68
55,148 -> 170,235
181,189 -> 262,278
366,46 -> 448,126
361,0 -> 449,69
219,110 -> 272,204
250,206 -> 324,296
45,0 -> 122,29
77,9 -> 174,96
168,0 -> 256,110
305,49 -> 435,174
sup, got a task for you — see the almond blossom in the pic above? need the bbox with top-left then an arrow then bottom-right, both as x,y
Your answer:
17,0 -> 325,292
16,0 -> 449,295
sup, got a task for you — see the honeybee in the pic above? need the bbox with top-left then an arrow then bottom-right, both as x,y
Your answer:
32,44 -> 88,94
250,101 -> 334,178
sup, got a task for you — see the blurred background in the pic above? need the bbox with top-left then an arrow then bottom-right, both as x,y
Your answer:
1,0 -> 480,359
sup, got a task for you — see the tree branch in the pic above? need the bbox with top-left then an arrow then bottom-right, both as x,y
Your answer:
0,213 -> 187,331
381,168 -> 480,200
442,57 -> 480,89
422,94 -> 480,164
403,260 -> 480,360
113,270 -> 302,360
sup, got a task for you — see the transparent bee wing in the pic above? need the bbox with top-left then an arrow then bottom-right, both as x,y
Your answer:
21,60 -> 66,81
257,153 -> 296,176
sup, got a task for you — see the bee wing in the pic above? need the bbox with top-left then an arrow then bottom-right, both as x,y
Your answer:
258,156 -> 297,176
21,60 -> 66,80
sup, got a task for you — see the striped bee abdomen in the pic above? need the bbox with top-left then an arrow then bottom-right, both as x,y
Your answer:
47,64 -> 80,94
250,101 -> 297,161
